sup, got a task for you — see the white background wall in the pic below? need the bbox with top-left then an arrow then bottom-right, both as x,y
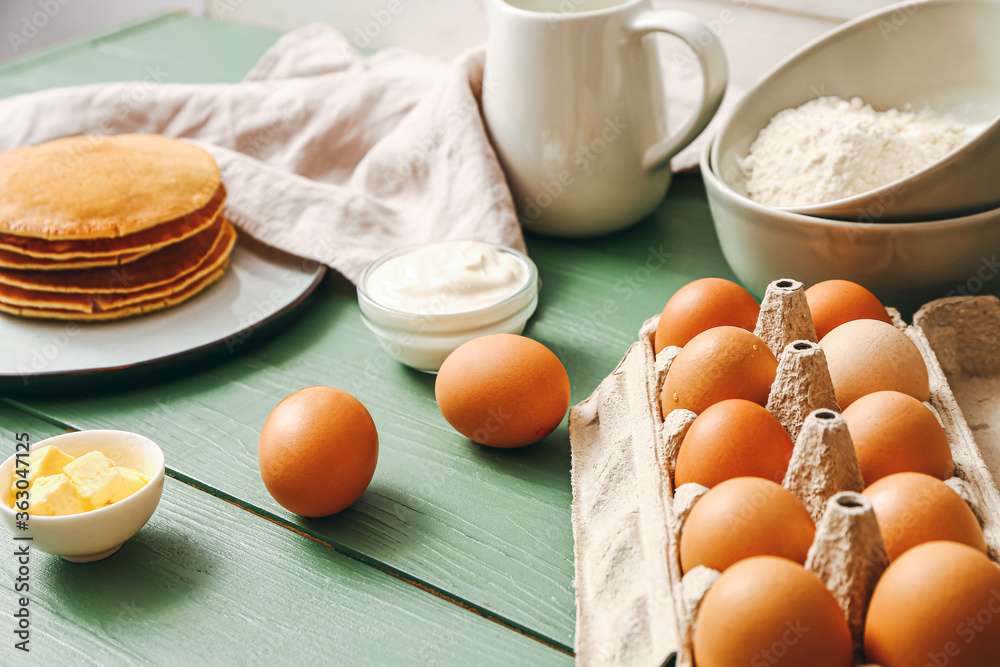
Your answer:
203,0 -> 901,89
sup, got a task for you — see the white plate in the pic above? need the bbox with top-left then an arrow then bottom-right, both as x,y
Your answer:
0,236 -> 325,380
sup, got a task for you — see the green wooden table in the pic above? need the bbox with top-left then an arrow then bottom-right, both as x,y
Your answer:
2,12 -> 990,666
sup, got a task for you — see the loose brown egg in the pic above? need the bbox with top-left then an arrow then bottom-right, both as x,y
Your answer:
843,390 -> 954,486
258,386 -> 379,517
866,541 -> 1000,666
660,326 -> 777,417
862,471 -> 986,561
654,278 -> 760,353
674,399 -> 794,487
693,556 -> 853,667
805,279 -> 891,340
435,334 -> 570,448
680,477 -> 814,573
820,319 -> 929,408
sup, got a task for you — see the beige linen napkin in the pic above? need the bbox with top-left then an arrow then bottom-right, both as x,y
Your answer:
0,23 -> 737,280
0,24 -> 523,282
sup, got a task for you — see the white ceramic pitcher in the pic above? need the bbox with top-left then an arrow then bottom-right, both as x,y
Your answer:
482,0 -> 727,237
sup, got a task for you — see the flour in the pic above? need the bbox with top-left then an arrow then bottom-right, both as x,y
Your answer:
742,96 -> 969,207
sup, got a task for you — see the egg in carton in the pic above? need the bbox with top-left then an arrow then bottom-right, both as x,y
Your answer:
568,279 -> 1000,666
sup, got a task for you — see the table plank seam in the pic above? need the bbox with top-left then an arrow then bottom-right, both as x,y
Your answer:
167,468 -> 576,657
0,398 -> 576,656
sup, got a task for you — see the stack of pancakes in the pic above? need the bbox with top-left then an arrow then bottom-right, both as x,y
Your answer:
0,134 -> 235,321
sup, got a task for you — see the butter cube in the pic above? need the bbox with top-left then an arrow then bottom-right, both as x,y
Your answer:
63,451 -> 122,507
11,446 -> 75,493
108,467 -> 148,504
28,474 -> 90,516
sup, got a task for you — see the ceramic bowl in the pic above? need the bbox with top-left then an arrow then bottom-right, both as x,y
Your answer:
701,137 -> 1000,306
711,0 -> 1000,221
0,430 -> 165,562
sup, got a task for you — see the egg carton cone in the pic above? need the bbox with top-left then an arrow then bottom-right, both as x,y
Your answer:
753,278 -> 818,356
767,339 -> 840,442
782,409 -> 864,524
568,280 -> 1000,666
805,491 -> 888,657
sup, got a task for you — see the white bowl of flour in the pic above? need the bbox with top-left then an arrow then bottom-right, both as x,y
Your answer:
701,136 -> 1000,306
711,0 -> 1000,222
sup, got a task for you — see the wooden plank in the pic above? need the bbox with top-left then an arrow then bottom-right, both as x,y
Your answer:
0,412 -> 571,665
0,403 -> 69,441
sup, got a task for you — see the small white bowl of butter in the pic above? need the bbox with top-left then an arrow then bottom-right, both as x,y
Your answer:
0,430 -> 165,562
358,241 -> 540,372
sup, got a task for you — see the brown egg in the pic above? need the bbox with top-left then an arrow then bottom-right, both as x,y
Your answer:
862,472 -> 986,561
805,279 -> 891,340
866,541 -> 1000,666
680,477 -> 814,573
674,399 -> 794,488
693,556 -> 853,667
660,326 -> 777,417
654,278 -> 760,353
258,386 -> 379,517
843,390 -> 954,486
820,319 -> 930,408
435,334 -> 570,448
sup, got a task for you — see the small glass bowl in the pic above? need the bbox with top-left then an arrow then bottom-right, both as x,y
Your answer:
357,242 -> 540,372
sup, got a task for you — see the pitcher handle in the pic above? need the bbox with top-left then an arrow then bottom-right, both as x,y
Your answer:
625,11 -> 728,171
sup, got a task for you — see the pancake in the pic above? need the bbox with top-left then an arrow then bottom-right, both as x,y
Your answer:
0,265 -> 229,322
0,220 -> 236,317
0,246 -> 148,270
0,182 -> 225,260
0,216 -> 228,294
0,134 -> 220,240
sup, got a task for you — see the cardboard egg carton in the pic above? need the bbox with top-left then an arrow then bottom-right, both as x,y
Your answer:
568,280 -> 1000,666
